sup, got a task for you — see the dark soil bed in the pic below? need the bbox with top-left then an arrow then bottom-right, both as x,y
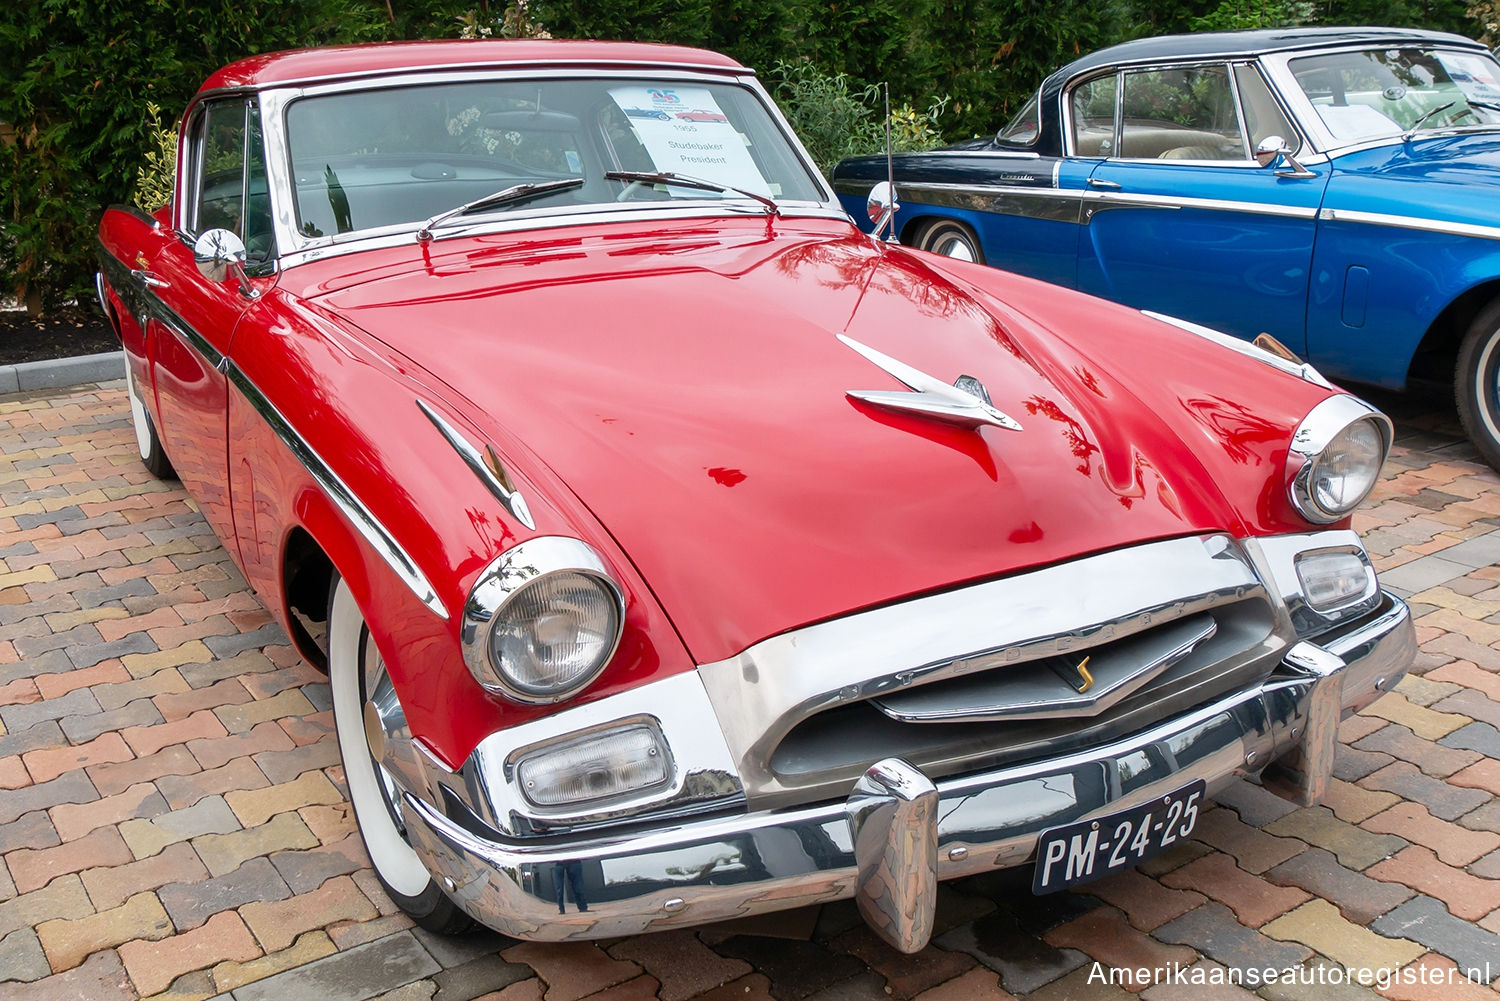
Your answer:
0,306 -> 118,367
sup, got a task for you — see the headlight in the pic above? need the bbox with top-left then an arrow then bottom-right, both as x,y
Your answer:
1287,396 -> 1392,524
462,537 -> 626,704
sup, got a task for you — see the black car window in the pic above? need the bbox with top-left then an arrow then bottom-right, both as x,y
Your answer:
1118,65 -> 1247,161
192,99 -> 274,265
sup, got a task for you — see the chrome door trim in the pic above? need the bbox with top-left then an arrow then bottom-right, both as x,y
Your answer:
1318,206 -> 1500,243
1082,188 -> 1320,220
834,180 -> 1082,225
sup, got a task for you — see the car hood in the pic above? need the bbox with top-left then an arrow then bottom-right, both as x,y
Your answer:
309,219 -> 1291,665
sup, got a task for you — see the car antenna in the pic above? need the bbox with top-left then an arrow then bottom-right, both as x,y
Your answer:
882,82 -> 896,244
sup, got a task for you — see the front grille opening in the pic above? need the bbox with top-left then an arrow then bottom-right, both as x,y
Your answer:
769,597 -> 1276,789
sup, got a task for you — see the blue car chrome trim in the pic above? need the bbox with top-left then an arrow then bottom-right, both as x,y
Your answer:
1083,190 -> 1320,220
395,590 -> 1411,946
223,363 -> 447,619
416,399 -> 537,531
1318,206 -> 1500,244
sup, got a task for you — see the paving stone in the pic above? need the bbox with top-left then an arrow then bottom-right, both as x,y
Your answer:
903,968 -> 1009,1001
225,768 -> 342,828
187,719 -> 293,771
178,649 -> 278,689
121,640 -> 215,679
88,742 -> 200,796
229,932 -> 439,1001
1040,904 -> 1196,989
0,767 -> 96,825
1359,762 -> 1489,821
210,929 -> 338,993
268,832 -> 368,895
1436,532 -> 1500,568
1190,806 -> 1305,874
1322,777 -> 1401,824
204,623 -> 290,659
155,678 -> 253,722
1371,894 -> 1500,973
1368,845 -> 1500,922
327,912 -> 417,951
1359,693 -> 1470,740
431,954 -> 537,1001
823,925 -> 975,1001
23,729 -> 135,784
1363,803 -> 1500,866
122,708 -> 227,757
8,824 -> 132,894
0,926 -> 50,984
120,910 -> 263,996
0,719 -> 64,760
194,810 -> 318,878
1263,806 -> 1407,871
252,738 -> 340,785
93,667 -> 190,711
0,809 -> 60,854
240,873 -> 377,953
1356,724 -> 1479,778
1255,956 -> 1384,1001
0,685 -> 98,732
1153,902 -> 1312,971
32,658 -> 128,700
1262,898 -> 1424,977
3,949 -> 133,1001
157,756 -> 271,810
160,856 -> 292,932
705,936 -> 875,1001
80,840 -> 209,911
408,926 -> 512,969
59,696 -> 163,743
215,688 -> 315,734
50,780 -> 166,841
120,794 -> 241,859
1213,779 -> 1299,829
931,907 -> 1086,995
1158,852 -> 1311,927
1395,673 -> 1463,707
1439,721 -> 1500,758
35,889 -> 173,973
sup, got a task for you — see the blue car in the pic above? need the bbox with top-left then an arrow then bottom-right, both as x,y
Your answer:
834,27 -> 1500,469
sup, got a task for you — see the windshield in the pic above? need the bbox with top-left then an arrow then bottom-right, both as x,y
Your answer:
1288,47 -> 1500,142
283,77 -> 826,238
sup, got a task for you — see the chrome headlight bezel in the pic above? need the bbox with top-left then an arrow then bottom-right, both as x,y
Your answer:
461,536 -> 627,705
1287,395 -> 1393,524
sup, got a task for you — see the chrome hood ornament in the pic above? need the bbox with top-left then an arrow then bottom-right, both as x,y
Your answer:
838,334 -> 1023,432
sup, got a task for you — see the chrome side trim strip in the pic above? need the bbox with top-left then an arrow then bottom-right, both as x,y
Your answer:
224,361 -> 447,619
1319,206 -> 1500,243
1143,310 -> 1332,388
416,399 -> 537,531
1083,189 -> 1318,220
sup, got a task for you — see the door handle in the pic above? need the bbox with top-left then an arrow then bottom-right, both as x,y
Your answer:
130,268 -> 169,290
1086,178 -> 1122,191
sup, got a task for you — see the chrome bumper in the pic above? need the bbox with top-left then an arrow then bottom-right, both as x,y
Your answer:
399,591 -> 1412,951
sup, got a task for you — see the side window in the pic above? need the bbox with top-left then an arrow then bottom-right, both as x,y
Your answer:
1070,74 -> 1117,156
1233,64 -> 1301,156
1118,65 -> 1247,161
195,102 -> 247,237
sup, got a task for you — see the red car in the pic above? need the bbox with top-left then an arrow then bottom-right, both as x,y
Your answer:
676,108 -> 729,122
97,39 -> 1413,952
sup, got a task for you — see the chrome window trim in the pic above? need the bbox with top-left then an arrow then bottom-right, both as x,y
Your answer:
1061,67 -> 1120,158
458,536 -> 626,704
255,67 -> 839,264
1319,206 -> 1500,243
697,533 -> 1278,805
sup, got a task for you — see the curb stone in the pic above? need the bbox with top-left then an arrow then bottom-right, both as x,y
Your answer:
0,350 -> 122,395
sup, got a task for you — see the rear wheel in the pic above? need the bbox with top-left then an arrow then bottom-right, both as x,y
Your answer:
1456,300 -> 1500,472
328,577 -> 473,934
124,357 -> 174,479
915,220 -> 984,264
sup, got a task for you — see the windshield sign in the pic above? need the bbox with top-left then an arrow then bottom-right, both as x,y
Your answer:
1289,48 -> 1500,142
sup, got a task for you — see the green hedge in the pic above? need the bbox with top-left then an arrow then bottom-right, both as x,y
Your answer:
0,0 -> 1483,310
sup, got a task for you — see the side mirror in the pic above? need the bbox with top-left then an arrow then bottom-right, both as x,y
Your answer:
193,228 -> 258,298
866,181 -> 899,241
1254,136 -> 1315,179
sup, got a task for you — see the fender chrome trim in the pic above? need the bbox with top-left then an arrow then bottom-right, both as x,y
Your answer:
1319,206 -> 1500,243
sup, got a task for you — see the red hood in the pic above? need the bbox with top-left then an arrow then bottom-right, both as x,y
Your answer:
306,218 -> 1329,664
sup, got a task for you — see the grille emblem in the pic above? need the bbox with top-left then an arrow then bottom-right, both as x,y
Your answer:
1051,655 -> 1094,694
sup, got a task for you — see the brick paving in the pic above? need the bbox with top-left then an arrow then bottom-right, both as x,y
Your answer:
1,378 -> 1499,1001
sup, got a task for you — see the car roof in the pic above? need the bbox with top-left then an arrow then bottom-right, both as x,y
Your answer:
1051,25 -> 1484,82
198,39 -> 749,94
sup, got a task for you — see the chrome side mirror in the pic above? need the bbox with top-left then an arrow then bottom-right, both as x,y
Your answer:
1254,136 -> 1315,179
866,181 -> 899,241
193,228 -> 258,298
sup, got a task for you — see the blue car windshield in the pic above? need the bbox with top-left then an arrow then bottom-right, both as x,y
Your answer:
1289,47 -> 1500,141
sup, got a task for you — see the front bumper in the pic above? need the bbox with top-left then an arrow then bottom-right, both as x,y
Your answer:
400,591 -> 1412,951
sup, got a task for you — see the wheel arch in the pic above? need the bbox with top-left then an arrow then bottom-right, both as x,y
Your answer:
1406,278 -> 1500,385
276,488 -> 378,677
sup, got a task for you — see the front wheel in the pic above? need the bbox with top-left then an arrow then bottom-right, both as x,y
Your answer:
1456,301 -> 1500,472
328,577 -> 474,934
915,220 -> 984,264
124,357 -> 175,479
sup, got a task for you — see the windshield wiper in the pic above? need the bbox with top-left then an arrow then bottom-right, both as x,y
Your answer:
1403,101 -> 1456,141
416,178 -> 585,242
604,170 -> 779,217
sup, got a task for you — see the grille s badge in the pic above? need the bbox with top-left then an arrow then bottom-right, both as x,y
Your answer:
1051,655 -> 1094,694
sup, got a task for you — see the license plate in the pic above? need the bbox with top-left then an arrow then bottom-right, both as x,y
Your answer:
1032,780 -> 1205,894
